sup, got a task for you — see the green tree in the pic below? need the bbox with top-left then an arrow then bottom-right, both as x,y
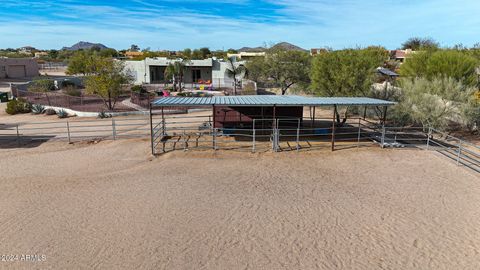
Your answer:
400,50 -> 479,87
84,58 -> 132,110
98,48 -> 119,58
310,47 -> 387,124
245,57 -> 266,83
311,47 -> 387,97
263,48 -> 311,95
130,44 -> 140,52
401,37 -> 439,50
225,57 -> 247,95
164,61 -> 188,91
192,49 -> 204,60
182,48 -> 192,59
199,47 -> 211,59
66,50 -> 96,76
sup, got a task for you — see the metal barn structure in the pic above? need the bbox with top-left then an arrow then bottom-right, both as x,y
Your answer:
149,95 -> 395,155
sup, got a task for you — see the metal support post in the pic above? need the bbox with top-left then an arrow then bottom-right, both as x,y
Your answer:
149,104 -> 154,155
357,117 -> 361,148
457,140 -> 462,165
252,124 -> 256,153
426,127 -> 432,150
67,121 -> 71,143
16,124 -> 20,146
112,118 -> 116,140
296,118 -> 300,151
381,124 -> 386,148
331,105 -> 336,151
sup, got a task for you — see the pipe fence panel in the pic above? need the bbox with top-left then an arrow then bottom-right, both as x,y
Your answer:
1,114 -> 478,174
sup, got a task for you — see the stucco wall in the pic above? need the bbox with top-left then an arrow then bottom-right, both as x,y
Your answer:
0,58 -> 39,78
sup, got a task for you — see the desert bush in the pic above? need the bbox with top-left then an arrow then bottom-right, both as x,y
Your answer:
97,111 -> 112,119
31,104 -> 45,114
5,98 -> 31,115
57,109 -> 68,118
65,86 -> 82,97
396,77 -> 475,130
176,92 -> 191,97
131,85 -> 147,94
241,83 -> 256,95
61,80 -> 76,89
29,78 -> 55,92
45,108 -> 56,115
462,99 -> 480,132
399,50 -> 479,87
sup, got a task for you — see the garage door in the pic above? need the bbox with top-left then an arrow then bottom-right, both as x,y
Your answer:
8,65 -> 26,78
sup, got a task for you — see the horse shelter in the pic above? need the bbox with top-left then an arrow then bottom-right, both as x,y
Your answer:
149,95 -> 396,155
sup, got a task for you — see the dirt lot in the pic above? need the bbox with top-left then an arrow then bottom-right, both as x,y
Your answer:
0,138 -> 479,269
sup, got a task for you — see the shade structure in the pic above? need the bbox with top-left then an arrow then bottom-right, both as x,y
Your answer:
151,95 -> 396,107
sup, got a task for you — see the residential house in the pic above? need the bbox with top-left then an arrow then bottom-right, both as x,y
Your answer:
124,57 -> 245,88
0,58 -> 39,78
124,51 -> 144,59
390,49 -> 416,62
226,52 -> 266,60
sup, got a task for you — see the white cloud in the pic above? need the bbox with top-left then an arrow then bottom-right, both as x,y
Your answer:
1,0 -> 479,50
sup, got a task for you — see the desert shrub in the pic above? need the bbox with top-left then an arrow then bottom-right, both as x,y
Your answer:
57,109 -> 68,118
5,98 -> 31,115
399,50 -> 479,87
65,86 -> 81,97
97,111 -> 112,119
462,99 -> 480,132
61,80 -> 76,89
131,85 -> 147,94
31,104 -> 45,114
241,83 -> 257,95
29,78 -> 55,92
45,108 -> 56,115
397,77 -> 475,130
176,92 -> 191,97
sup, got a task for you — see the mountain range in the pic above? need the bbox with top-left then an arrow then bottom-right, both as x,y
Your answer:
59,41 -> 306,52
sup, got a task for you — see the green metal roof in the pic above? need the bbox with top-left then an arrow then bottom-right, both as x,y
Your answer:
152,95 -> 395,107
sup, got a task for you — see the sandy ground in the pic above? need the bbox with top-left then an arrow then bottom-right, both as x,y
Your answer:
0,138 -> 479,269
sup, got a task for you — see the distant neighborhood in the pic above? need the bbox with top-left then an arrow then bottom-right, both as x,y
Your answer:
0,40 -> 417,81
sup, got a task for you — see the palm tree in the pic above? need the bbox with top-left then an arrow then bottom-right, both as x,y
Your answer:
164,63 -> 177,91
164,60 -> 189,92
225,57 -> 246,95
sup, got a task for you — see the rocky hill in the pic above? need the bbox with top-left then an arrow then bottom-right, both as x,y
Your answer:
238,42 -> 306,52
62,41 -> 109,51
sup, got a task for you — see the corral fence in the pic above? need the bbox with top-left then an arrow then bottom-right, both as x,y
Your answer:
151,115 -> 385,154
12,89 -> 135,112
151,114 -> 479,174
0,116 -> 159,146
1,114 -> 478,173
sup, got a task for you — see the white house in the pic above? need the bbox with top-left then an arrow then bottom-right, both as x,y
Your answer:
124,57 -> 245,88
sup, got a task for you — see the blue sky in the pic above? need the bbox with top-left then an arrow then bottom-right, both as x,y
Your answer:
1,0 -> 480,50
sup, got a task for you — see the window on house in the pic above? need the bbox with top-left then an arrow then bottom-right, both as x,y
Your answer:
192,69 -> 201,82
